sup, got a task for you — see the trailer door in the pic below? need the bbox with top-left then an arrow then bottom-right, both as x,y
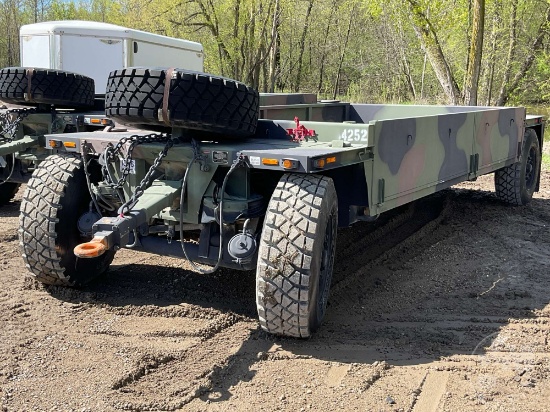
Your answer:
20,35 -> 51,68
60,35 -> 124,95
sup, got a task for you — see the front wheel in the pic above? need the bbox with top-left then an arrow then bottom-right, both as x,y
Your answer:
495,128 -> 541,206
256,174 -> 338,338
19,154 -> 115,286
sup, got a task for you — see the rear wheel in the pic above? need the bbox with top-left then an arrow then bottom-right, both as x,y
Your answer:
0,67 -> 95,107
495,128 -> 541,206
256,174 -> 338,338
19,154 -> 115,286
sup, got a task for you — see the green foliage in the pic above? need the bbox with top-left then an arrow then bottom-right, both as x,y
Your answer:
0,0 -> 548,105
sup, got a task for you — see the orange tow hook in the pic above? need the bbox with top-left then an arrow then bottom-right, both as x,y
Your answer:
74,237 -> 107,258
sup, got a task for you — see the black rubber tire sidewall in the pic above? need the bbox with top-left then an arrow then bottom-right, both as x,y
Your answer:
256,174 -> 338,338
0,67 -> 95,107
494,128 -> 541,206
0,155 -> 21,205
105,67 -> 259,136
19,154 -> 114,286
307,187 -> 338,332
0,182 -> 20,205
519,129 -> 540,204
56,159 -> 115,285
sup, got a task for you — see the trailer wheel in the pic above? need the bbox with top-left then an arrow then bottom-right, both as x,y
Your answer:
495,129 -> 541,206
0,67 -> 95,107
256,174 -> 338,338
0,182 -> 20,205
0,155 -> 21,205
105,68 -> 259,136
19,154 -> 115,286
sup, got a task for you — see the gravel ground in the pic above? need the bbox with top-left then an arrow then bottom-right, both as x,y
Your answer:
1,166 -> 549,411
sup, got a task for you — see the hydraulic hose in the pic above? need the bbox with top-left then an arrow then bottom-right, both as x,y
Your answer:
0,153 -> 16,186
178,147 -> 246,274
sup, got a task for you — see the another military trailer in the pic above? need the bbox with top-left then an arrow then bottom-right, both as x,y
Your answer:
17,66 -> 544,338
0,21 -> 204,206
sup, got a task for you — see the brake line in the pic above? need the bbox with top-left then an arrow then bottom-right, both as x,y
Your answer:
178,141 -> 247,274
0,153 -> 16,186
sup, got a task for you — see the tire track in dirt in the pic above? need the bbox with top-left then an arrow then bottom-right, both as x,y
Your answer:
100,191 -> 457,410
2,176 -> 550,411
331,190 -> 453,297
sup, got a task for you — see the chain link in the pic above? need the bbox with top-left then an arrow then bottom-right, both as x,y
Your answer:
98,133 -> 175,216
102,132 -> 172,190
0,107 -> 37,143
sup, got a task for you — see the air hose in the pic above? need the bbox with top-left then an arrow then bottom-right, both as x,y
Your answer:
179,142 -> 247,274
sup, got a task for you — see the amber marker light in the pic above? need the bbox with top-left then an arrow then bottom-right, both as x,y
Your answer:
49,139 -> 61,148
63,141 -> 77,148
313,158 -> 325,168
262,158 -> 279,166
326,156 -> 337,164
282,159 -> 298,169
90,118 -> 101,124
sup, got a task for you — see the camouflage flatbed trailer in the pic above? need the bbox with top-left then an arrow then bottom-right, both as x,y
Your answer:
18,68 -> 545,338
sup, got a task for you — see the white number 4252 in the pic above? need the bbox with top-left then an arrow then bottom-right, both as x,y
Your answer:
339,129 -> 367,142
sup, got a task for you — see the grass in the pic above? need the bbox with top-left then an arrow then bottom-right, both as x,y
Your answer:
543,152 -> 550,172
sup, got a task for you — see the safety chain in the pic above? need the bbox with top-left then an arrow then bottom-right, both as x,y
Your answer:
0,107 -> 37,142
102,132 -> 172,190
101,133 -> 176,216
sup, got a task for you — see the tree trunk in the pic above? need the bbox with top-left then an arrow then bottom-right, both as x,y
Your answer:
268,0 -> 280,93
406,0 -> 461,104
233,0 -> 241,79
317,0 -> 337,95
484,13 -> 499,106
496,5 -> 550,106
495,0 -> 518,106
293,0 -> 314,92
463,0 -> 485,105
333,6 -> 354,100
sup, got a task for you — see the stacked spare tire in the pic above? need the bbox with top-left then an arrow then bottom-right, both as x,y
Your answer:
0,67 -> 95,107
105,67 -> 260,137
0,68 -> 96,205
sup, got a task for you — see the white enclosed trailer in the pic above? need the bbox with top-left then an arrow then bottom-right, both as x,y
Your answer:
19,20 -> 204,94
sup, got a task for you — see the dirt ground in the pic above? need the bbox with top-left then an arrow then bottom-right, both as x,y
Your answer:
1,163 -> 550,411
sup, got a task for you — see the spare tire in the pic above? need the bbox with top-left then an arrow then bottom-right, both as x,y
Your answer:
105,68 -> 259,137
0,67 -> 95,107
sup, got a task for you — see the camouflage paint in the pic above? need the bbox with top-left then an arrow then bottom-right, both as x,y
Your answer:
43,100 -> 534,224
436,112 -> 469,186
365,105 -> 525,215
473,107 -> 523,176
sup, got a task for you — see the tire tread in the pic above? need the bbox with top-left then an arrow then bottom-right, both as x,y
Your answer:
256,174 -> 335,338
105,68 -> 259,136
0,67 -> 94,107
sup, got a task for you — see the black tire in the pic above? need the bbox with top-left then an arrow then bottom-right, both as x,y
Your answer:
0,182 -> 20,205
0,155 -> 21,205
495,128 -> 541,206
0,67 -> 95,107
19,154 -> 115,286
105,67 -> 259,136
256,174 -> 338,338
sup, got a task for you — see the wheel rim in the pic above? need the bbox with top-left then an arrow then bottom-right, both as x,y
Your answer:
525,146 -> 537,189
316,210 -> 337,323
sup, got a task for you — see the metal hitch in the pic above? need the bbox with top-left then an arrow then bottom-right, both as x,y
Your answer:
74,236 -> 107,258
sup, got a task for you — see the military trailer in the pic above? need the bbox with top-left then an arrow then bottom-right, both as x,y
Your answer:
17,67 -> 544,338
0,21 -> 204,206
